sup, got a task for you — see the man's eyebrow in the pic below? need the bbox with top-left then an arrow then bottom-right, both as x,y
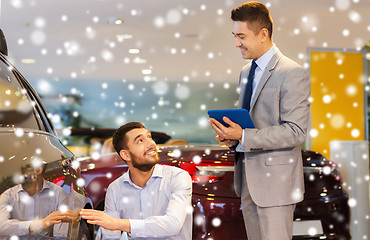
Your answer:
232,32 -> 245,36
134,134 -> 143,142
133,130 -> 151,142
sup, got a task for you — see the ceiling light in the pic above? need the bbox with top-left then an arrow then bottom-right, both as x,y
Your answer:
115,19 -> 123,25
142,69 -> 152,75
129,48 -> 140,54
116,34 -> 133,42
21,59 -> 36,64
133,57 -> 146,64
144,76 -> 157,82
117,34 -> 133,39
107,17 -> 124,25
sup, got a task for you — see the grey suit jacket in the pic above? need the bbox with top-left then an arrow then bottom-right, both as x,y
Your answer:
234,49 -> 310,208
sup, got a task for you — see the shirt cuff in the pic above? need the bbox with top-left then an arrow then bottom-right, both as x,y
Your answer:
236,129 -> 245,152
129,219 -> 145,238
20,220 -> 32,235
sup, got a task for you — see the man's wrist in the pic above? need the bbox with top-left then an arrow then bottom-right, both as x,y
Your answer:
239,129 -> 243,141
118,218 -> 131,233
29,220 -> 42,232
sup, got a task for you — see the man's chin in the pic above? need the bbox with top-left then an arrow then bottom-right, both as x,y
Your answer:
133,157 -> 159,172
241,54 -> 249,59
133,162 -> 157,172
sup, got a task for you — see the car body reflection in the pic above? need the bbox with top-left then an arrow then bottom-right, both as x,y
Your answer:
0,163 -> 70,238
0,30 -> 91,239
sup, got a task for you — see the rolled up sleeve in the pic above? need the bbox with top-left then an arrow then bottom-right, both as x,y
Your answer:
102,184 -> 123,239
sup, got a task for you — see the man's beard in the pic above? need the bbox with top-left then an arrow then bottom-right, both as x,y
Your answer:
129,151 -> 159,172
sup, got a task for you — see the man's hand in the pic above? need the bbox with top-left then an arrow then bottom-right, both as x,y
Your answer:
62,210 -> 80,222
209,117 -> 243,145
29,211 -> 67,232
79,209 -> 130,233
215,135 -> 238,147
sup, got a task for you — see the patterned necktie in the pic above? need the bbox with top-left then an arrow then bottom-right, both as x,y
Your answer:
242,60 -> 258,111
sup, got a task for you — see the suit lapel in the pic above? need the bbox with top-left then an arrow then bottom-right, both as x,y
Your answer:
249,50 -> 283,112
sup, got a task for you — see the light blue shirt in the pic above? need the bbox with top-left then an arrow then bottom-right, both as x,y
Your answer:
237,44 -> 277,152
102,164 -> 192,240
0,180 -> 68,239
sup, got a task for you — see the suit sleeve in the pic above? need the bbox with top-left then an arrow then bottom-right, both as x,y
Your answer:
242,65 -> 310,152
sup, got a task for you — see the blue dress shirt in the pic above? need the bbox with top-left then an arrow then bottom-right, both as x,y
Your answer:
0,180 -> 68,239
102,164 -> 192,240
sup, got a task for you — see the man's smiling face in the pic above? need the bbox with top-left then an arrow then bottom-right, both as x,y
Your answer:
125,128 -> 159,172
232,21 -> 264,60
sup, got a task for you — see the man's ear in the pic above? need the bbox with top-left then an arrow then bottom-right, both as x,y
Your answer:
119,149 -> 131,162
259,28 -> 269,42
36,167 -> 43,176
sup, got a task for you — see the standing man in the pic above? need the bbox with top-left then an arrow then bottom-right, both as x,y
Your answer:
209,1 -> 310,240
80,122 -> 192,239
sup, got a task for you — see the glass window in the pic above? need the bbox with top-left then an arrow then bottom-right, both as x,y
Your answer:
13,70 -> 55,134
0,59 -> 39,129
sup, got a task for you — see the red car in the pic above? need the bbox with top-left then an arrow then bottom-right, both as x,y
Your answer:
63,127 -> 351,240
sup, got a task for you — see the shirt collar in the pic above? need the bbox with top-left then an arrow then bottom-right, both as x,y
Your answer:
151,164 -> 164,178
122,164 -> 163,188
18,179 -> 51,193
40,180 -> 52,191
15,184 -> 24,193
255,44 -> 277,71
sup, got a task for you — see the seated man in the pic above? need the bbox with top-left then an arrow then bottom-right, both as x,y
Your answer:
80,122 -> 192,239
0,163 -> 69,239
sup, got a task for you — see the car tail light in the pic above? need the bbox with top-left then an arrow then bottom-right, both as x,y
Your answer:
52,176 -> 66,186
328,161 -> 344,183
178,162 -> 234,183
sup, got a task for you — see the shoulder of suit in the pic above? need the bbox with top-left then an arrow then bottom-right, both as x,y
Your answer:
275,54 -> 306,72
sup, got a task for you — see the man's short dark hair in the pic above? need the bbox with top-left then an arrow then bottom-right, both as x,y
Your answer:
231,1 -> 273,39
113,122 -> 145,154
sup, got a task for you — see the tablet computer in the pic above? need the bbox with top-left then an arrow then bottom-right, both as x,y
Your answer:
207,109 -> 255,129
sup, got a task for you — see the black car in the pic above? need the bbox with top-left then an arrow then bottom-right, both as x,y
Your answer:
0,29 -> 92,239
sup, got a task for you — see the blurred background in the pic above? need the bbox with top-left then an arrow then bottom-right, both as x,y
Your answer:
0,0 -> 369,143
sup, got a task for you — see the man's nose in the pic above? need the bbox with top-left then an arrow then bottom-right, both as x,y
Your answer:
235,38 -> 242,48
146,139 -> 156,149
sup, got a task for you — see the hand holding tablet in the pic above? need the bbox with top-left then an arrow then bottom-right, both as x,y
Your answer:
207,109 -> 255,129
